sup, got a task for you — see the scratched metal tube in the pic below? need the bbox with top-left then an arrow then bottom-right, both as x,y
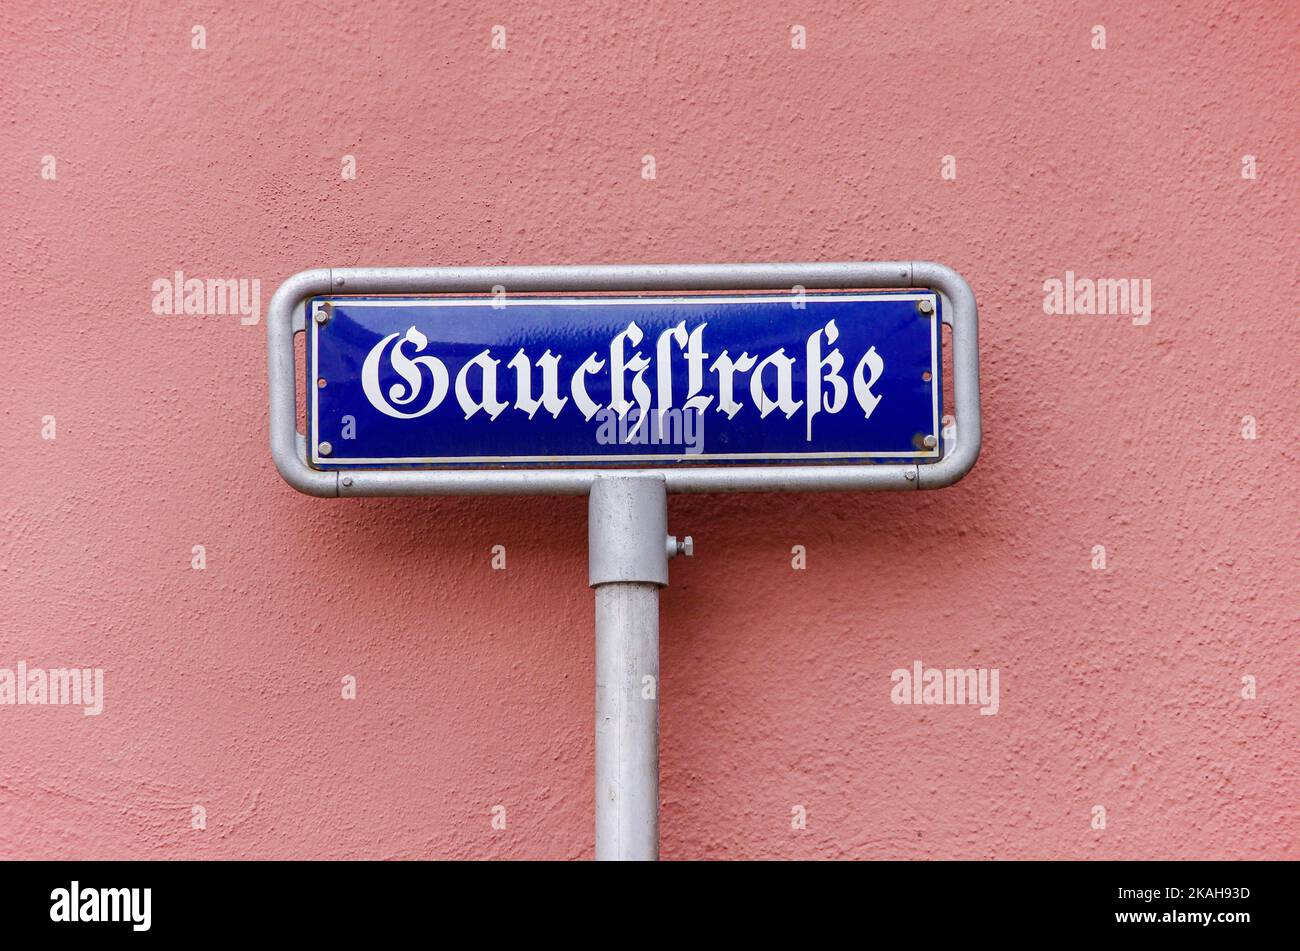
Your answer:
589,476 -> 668,860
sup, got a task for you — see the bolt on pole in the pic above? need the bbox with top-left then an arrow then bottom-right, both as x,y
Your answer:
588,475 -> 690,861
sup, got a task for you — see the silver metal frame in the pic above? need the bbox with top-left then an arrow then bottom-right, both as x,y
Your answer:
267,262 -> 981,496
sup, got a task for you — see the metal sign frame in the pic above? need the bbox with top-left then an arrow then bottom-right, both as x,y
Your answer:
269,262 -> 980,497
266,261 -> 980,861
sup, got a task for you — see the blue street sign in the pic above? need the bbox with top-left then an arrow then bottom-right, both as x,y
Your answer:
306,292 -> 941,469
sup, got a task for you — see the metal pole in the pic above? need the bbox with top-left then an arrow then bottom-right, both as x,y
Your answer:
588,475 -> 680,861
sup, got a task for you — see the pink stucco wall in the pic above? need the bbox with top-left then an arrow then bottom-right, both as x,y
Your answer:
2,1 -> 1296,860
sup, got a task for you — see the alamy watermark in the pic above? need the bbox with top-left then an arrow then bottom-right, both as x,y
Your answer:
1042,271 -> 1151,325
0,661 -> 104,715
50,882 -> 150,931
593,405 -> 704,453
151,270 -> 260,324
890,660 -> 999,715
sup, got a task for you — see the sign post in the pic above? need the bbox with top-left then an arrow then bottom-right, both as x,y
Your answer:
267,262 -> 981,860
589,475 -> 669,860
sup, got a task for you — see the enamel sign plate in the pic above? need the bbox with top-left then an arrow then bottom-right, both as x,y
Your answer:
306,292 -> 941,469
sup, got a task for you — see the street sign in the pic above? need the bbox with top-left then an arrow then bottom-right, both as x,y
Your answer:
268,262 -> 981,861
307,292 -> 941,470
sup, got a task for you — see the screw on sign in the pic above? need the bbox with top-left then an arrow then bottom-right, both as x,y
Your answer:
267,262 -> 981,860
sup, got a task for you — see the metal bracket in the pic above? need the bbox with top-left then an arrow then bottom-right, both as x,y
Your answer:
267,262 -> 981,497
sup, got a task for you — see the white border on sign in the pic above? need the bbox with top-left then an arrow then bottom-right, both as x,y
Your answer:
309,293 -> 941,466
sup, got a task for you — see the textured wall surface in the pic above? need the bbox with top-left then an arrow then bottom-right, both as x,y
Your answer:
2,1 -> 1296,860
